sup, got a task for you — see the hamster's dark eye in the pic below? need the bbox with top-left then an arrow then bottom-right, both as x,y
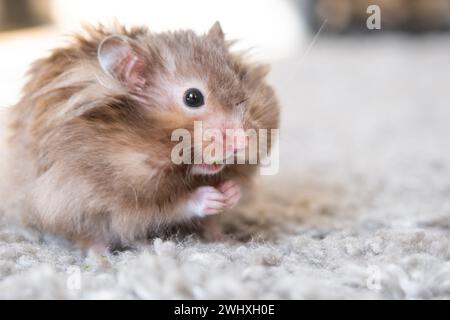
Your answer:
184,88 -> 205,108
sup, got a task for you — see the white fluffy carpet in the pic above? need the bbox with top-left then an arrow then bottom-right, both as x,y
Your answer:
1,34 -> 450,300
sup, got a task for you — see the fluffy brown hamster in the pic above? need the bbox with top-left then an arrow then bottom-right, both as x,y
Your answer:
0,22 -> 280,249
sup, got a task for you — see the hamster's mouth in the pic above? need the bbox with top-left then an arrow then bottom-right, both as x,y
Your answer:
190,164 -> 225,176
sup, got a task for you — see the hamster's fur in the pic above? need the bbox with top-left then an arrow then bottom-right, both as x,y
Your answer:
0,22 -> 280,248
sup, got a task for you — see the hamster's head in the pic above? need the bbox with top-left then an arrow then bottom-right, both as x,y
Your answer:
95,22 -> 280,178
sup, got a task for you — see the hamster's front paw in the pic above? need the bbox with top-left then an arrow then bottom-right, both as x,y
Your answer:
200,215 -> 226,242
218,180 -> 242,209
186,186 -> 227,218
185,181 -> 242,218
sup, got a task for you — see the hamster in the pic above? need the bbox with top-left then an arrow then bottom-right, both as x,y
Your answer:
0,22 -> 280,249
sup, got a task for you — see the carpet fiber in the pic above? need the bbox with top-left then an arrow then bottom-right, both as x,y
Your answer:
0,35 -> 449,299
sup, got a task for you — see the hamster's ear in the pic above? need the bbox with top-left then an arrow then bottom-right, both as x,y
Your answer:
98,35 -> 146,89
208,21 -> 225,41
